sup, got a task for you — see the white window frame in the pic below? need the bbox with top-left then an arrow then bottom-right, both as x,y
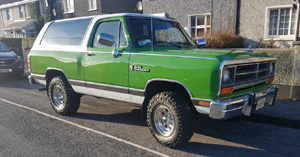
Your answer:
88,0 -> 97,11
188,13 -> 211,38
6,8 -> 12,21
25,4 -> 31,18
63,0 -> 75,14
264,5 -> 297,40
19,5 -> 24,19
40,0 -> 46,15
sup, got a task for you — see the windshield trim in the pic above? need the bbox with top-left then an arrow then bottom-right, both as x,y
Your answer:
127,17 -> 196,48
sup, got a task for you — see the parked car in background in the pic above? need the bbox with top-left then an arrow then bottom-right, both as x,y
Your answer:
0,41 -> 24,78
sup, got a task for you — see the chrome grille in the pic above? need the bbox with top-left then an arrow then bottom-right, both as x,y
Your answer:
0,59 -> 15,66
221,61 -> 276,88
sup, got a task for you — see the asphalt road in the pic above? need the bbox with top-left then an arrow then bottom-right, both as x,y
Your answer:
0,75 -> 299,157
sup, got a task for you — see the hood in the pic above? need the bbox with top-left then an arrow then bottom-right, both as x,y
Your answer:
0,51 -> 17,58
148,47 -> 267,61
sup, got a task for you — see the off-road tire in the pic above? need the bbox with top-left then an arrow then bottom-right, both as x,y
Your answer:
147,91 -> 194,148
48,76 -> 80,115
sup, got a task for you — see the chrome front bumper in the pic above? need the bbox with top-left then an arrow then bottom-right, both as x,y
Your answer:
194,85 -> 278,120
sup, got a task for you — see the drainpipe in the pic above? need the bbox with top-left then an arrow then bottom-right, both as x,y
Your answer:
294,0 -> 300,43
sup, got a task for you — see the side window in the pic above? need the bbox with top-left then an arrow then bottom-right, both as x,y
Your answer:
119,23 -> 127,47
41,18 -> 92,46
93,21 -> 127,48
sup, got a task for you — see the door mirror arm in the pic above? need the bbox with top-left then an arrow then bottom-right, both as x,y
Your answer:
112,43 -> 119,58
97,33 -> 120,58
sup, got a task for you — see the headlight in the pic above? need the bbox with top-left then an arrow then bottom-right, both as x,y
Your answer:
14,56 -> 22,64
223,69 -> 230,82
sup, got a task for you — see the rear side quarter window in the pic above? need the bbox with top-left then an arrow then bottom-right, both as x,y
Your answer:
41,18 -> 92,46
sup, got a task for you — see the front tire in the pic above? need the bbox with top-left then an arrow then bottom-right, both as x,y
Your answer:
147,92 -> 194,148
48,76 -> 80,115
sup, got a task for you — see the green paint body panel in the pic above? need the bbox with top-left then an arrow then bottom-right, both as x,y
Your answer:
30,50 -> 86,81
29,15 -> 275,102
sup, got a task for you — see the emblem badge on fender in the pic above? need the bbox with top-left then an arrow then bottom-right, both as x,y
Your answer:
130,65 -> 150,72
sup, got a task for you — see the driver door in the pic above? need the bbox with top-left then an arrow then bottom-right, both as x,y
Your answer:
85,18 -> 131,100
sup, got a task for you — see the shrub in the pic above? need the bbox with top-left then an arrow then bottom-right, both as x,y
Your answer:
194,32 -> 243,48
22,38 -> 36,49
259,38 -> 275,48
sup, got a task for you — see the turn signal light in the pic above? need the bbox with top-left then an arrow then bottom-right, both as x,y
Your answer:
220,86 -> 234,95
268,77 -> 274,83
197,101 -> 210,106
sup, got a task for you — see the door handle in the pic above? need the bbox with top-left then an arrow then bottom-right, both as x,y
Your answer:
87,52 -> 95,56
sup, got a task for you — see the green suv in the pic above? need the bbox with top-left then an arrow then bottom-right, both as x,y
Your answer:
28,13 -> 278,148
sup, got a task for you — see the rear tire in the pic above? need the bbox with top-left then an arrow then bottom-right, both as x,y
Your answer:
48,76 -> 80,115
147,91 -> 194,148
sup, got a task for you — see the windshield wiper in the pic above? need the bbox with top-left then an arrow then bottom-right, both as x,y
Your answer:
154,41 -> 181,48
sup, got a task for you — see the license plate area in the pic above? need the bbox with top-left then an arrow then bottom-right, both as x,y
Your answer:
0,69 -> 12,73
256,97 -> 266,110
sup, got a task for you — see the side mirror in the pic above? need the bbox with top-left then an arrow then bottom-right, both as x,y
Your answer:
97,33 -> 120,58
197,39 -> 206,48
97,33 -> 115,47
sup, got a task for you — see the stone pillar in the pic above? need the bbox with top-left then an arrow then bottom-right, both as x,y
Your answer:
291,42 -> 300,99
261,47 -> 300,100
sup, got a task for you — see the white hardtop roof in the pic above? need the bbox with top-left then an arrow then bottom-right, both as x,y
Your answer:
52,13 -> 174,23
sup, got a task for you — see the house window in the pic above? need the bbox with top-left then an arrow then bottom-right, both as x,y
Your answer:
266,6 -> 297,40
6,9 -> 12,20
189,14 -> 211,38
89,0 -> 97,11
19,6 -> 24,19
63,0 -> 75,13
25,4 -> 31,18
40,0 -> 46,15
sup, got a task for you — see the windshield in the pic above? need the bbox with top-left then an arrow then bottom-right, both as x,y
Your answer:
0,42 -> 10,52
128,17 -> 195,48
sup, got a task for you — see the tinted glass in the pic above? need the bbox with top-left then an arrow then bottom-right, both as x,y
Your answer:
93,21 -> 120,48
0,42 -> 10,52
41,18 -> 92,46
128,18 -> 151,46
93,21 -> 127,48
128,17 -> 194,47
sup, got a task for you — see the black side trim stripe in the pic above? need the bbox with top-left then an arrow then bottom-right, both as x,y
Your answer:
69,80 -> 145,96
32,75 -> 45,80
85,82 -> 129,94
69,80 -> 85,87
129,89 -> 145,96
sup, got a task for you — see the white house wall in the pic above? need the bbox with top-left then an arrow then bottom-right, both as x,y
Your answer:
239,0 -> 296,48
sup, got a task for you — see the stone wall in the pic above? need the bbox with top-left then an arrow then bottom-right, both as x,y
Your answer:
254,47 -> 300,100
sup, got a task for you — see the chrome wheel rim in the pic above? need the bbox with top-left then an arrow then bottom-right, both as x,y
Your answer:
153,105 -> 175,137
52,85 -> 65,109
